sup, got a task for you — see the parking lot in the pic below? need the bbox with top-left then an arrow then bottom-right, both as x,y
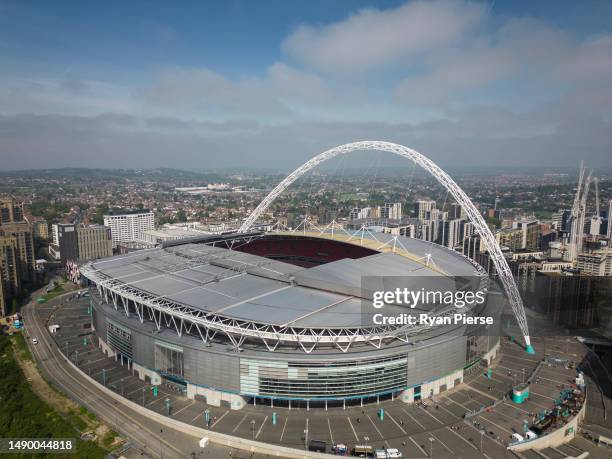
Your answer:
35,294 -> 594,458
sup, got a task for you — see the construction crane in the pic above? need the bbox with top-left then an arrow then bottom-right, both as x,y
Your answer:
576,171 -> 592,257
567,162 -> 585,263
594,177 -> 599,217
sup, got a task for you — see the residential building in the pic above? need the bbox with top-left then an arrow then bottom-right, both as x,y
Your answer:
514,219 -> 541,251
32,220 -> 49,240
104,209 -> 155,247
381,202 -> 402,220
496,227 -> 524,252
440,218 -> 462,249
0,222 -> 35,283
0,196 -> 24,224
415,200 -> 436,221
577,251 -> 609,276
0,236 -> 20,316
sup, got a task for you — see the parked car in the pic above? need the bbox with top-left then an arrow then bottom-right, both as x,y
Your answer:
32,337 -> 38,345
308,439 -> 326,453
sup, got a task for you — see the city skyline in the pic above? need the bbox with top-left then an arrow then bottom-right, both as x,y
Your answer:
1,0 -> 611,170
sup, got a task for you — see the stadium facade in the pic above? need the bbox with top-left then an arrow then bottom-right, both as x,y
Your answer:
81,231 -> 502,410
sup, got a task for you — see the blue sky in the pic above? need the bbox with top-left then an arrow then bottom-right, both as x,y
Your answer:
1,0 -> 611,169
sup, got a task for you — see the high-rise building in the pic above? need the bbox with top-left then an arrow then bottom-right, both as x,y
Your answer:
462,234 -> 481,260
0,196 -> 34,315
514,219 -> 541,251
589,216 -> 602,236
104,209 -> 155,247
32,220 -> 49,240
77,225 -> 112,261
415,200 -> 436,221
440,218 -> 462,249
51,223 -> 60,246
496,227 -> 524,252
450,203 -> 465,220
0,235 -> 20,316
0,196 -> 24,224
349,207 -> 372,221
58,223 -> 78,263
0,222 -> 35,283
381,202 -> 402,220
58,223 -> 112,263
577,252 -> 608,276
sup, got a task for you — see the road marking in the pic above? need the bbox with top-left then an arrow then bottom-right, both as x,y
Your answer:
146,396 -> 165,407
401,407 -> 426,429
346,417 -> 360,442
408,436 -> 427,456
232,414 -> 248,433
447,426 -> 479,450
444,394 -> 472,411
529,390 -> 555,401
430,432 -> 453,454
436,401 -> 460,419
280,415 -> 289,442
211,410 -> 229,428
492,407 -> 522,424
464,385 -> 497,402
327,418 -> 334,444
127,385 -> 148,397
256,416 -> 268,439
504,402 -> 530,415
192,409 -> 205,423
386,411 -> 407,434
477,414 -> 513,435
171,399 -> 195,417
502,354 -> 539,364
366,414 -> 388,446
419,405 -> 444,424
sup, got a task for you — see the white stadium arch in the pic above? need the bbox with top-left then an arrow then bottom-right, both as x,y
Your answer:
239,141 -> 534,352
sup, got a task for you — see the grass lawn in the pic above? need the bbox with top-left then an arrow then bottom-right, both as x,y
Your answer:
0,335 -> 108,458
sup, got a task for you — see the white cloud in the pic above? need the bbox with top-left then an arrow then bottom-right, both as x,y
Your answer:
282,0 -> 486,73
394,43 -> 518,103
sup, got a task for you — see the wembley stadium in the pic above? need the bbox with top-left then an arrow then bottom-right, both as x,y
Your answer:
80,229 -> 503,410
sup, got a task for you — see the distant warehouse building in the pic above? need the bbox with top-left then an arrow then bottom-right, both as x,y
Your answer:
104,209 -> 155,247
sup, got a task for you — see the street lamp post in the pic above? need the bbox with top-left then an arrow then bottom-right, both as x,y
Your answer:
480,430 -> 484,452
251,420 -> 256,441
142,387 -> 146,406
429,437 -> 434,459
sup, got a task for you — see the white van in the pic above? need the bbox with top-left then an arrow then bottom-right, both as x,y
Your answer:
525,430 -> 537,440
386,448 -> 403,458
511,433 -> 524,443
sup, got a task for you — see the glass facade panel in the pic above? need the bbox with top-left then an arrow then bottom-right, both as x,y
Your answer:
240,355 -> 407,399
106,319 -> 132,359
154,341 -> 184,378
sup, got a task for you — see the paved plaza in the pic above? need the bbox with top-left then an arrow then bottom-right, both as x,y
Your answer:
35,294 -> 609,458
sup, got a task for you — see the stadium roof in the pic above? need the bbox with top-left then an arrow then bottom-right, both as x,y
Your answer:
84,232 -> 485,329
